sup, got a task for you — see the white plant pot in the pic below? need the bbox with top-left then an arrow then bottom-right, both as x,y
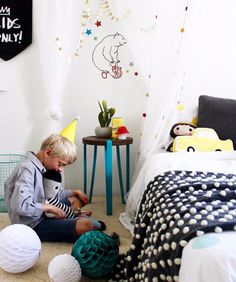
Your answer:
95,126 -> 112,138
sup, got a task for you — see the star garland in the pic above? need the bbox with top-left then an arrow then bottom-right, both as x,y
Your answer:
55,0 -> 91,62
99,0 -> 157,33
124,10 -> 157,34
54,0 -> 159,61
99,0 -> 130,22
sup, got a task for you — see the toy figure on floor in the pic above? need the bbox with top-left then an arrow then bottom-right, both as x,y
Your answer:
43,169 -> 106,231
166,122 -> 197,152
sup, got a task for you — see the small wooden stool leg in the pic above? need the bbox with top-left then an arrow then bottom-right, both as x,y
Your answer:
116,145 -> 125,204
105,140 -> 112,215
89,145 -> 97,203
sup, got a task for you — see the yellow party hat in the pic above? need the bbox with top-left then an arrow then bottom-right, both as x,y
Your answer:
60,117 -> 80,144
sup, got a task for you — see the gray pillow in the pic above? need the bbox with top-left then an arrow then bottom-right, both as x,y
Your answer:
197,95 -> 236,149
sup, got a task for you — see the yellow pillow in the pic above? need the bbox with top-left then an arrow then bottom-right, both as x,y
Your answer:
173,128 -> 234,152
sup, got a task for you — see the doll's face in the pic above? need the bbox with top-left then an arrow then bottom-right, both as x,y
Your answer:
172,124 -> 195,137
43,178 -> 61,199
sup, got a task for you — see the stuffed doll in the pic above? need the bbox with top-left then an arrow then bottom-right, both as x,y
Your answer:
166,122 -> 197,152
43,170 -> 106,230
43,170 -> 76,218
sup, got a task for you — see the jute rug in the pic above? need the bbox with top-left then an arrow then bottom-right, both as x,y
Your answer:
0,196 -> 132,282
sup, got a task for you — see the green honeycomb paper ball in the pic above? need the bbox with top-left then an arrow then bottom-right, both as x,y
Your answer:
71,231 -> 120,278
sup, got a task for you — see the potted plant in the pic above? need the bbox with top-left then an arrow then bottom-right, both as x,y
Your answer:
95,99 -> 116,138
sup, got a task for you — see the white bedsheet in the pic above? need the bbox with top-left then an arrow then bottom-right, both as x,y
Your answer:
180,231 -> 236,282
119,151 -> 236,282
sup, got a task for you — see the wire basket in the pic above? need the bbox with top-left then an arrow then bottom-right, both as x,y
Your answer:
0,153 -> 26,212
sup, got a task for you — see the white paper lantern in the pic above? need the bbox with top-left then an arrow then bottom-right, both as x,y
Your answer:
0,224 -> 41,273
48,254 -> 82,282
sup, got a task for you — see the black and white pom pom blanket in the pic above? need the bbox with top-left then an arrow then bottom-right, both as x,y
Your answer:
110,170 -> 236,282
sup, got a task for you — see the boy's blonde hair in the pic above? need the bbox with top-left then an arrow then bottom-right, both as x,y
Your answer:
41,134 -> 77,164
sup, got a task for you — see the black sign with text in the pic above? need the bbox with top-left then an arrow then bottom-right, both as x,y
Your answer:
0,0 -> 32,61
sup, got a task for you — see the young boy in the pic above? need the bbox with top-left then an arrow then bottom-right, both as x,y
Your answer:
4,133 -> 105,242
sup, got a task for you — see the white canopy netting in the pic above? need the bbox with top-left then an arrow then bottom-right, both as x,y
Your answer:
123,0 -> 236,229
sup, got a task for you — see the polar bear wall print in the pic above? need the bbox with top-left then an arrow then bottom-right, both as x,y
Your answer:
92,32 -> 127,79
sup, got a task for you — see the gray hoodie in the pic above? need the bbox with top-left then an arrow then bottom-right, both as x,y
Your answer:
4,151 -> 72,228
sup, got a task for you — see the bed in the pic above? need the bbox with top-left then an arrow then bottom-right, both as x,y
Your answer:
112,149 -> 236,282
108,94 -> 236,281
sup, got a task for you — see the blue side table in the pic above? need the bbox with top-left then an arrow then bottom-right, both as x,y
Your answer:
82,136 -> 133,215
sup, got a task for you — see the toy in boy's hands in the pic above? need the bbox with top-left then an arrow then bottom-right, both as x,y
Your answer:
43,170 -> 106,230
166,122 -> 196,152
43,170 -> 90,218
43,170 -> 77,219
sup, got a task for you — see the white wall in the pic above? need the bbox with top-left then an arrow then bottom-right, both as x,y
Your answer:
0,1 -> 157,195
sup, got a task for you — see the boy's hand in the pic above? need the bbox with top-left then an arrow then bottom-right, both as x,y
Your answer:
74,190 -> 89,206
43,203 -> 66,219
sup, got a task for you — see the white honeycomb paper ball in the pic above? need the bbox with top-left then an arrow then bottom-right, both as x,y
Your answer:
48,254 -> 82,282
0,224 -> 41,273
